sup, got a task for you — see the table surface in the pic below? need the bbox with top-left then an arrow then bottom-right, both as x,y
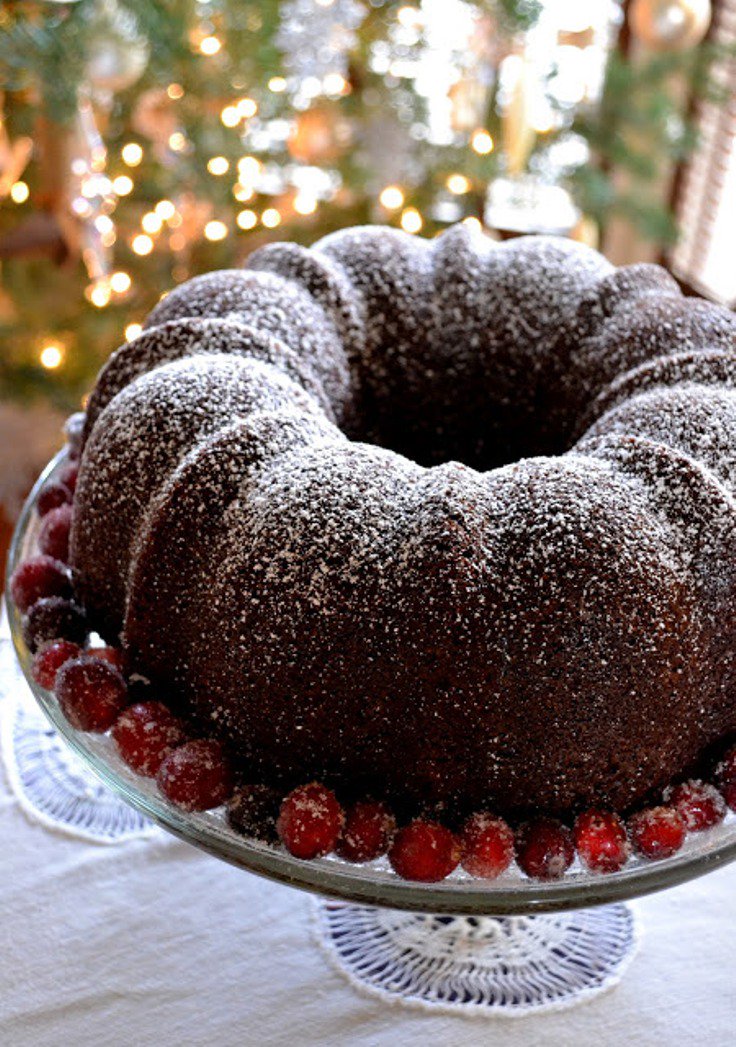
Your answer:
1,616 -> 735,1046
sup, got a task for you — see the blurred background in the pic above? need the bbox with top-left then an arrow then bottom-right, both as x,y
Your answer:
0,0 -> 735,566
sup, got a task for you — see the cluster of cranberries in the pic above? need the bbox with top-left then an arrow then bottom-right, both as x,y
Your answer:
10,456 -> 736,884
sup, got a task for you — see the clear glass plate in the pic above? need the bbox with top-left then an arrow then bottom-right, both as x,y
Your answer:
6,450 -> 736,916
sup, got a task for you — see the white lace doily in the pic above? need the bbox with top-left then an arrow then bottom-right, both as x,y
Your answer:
314,900 -> 640,1017
0,631 -> 157,844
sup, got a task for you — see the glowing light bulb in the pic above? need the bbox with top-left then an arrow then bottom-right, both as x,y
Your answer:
89,283 -> 111,308
40,344 -> 63,369
141,211 -> 162,234
462,216 -> 483,233
10,181 -> 29,203
233,182 -> 255,202
471,129 -> 494,155
323,73 -> 348,95
268,76 -> 287,93
167,83 -> 184,100
155,199 -> 176,221
236,209 -> 258,230
221,105 -> 240,128
204,220 -> 228,241
94,215 -> 114,235
237,97 -> 258,118
121,142 -> 143,167
110,271 -> 132,294
207,156 -> 230,176
132,234 -> 154,256
125,323 -> 143,341
261,208 -> 281,228
379,185 -> 404,210
400,207 -> 422,233
113,175 -> 133,196
237,156 -> 261,181
199,35 -> 222,56
447,174 -> 471,195
168,132 -> 187,152
294,194 -> 317,216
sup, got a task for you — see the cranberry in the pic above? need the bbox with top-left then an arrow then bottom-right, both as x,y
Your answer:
38,505 -> 73,563
87,646 -> 126,674
31,639 -> 82,690
460,812 -> 515,879
516,818 -> 575,880
666,780 -> 726,832
58,461 -> 79,494
157,739 -> 233,811
227,784 -> 282,842
112,702 -> 187,776
56,656 -> 128,732
277,782 -> 344,860
336,800 -> 396,863
388,820 -> 461,882
22,597 -> 87,652
629,806 -> 686,860
37,481 -> 72,518
722,781 -> 736,812
574,809 -> 630,873
10,555 -> 71,612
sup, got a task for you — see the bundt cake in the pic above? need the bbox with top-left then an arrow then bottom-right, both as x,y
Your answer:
69,223 -> 736,821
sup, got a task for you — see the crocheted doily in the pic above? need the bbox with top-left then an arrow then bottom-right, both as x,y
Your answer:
314,899 -> 640,1017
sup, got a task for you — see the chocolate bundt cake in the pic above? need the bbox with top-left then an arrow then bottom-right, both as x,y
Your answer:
70,223 -> 736,821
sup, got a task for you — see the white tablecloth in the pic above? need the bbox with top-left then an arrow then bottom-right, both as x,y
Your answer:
1,614 -> 735,1046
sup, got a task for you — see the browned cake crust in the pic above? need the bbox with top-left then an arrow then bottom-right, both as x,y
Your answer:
70,224 -> 736,820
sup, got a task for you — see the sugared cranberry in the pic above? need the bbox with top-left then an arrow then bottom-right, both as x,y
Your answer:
38,505 -> 73,563
336,800 -> 396,863
666,780 -> 726,832
574,809 -> 630,873
629,806 -> 686,860
277,782 -> 344,860
88,646 -> 126,674
460,812 -> 515,879
716,745 -> 736,788
516,818 -> 575,881
56,656 -> 128,732
157,739 -> 233,811
227,784 -> 282,842
22,597 -> 87,652
388,820 -> 461,882
112,701 -> 187,776
31,639 -> 82,690
58,461 -> 79,494
37,481 -> 72,518
10,555 -> 71,612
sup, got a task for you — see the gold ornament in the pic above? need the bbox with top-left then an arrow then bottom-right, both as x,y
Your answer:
287,104 -> 352,165
449,78 -> 488,133
629,0 -> 711,52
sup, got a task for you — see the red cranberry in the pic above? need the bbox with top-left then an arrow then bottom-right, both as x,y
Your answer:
56,656 -> 128,732
227,784 -> 282,842
716,745 -> 736,788
574,809 -> 630,873
38,505 -> 73,563
31,639 -> 82,690
388,820 -> 461,882
157,739 -> 233,811
87,646 -> 126,674
58,461 -> 79,494
460,812 -> 515,879
277,782 -> 344,860
722,781 -> 736,812
629,806 -> 686,860
38,481 -> 73,518
112,702 -> 187,776
336,800 -> 396,863
10,555 -> 71,612
22,597 -> 87,652
666,780 -> 726,832
516,818 -> 575,881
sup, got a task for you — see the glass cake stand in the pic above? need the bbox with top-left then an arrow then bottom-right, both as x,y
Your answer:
7,452 -> 736,1016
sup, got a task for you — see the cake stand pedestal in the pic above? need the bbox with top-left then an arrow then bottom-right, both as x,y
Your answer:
314,900 -> 639,1016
